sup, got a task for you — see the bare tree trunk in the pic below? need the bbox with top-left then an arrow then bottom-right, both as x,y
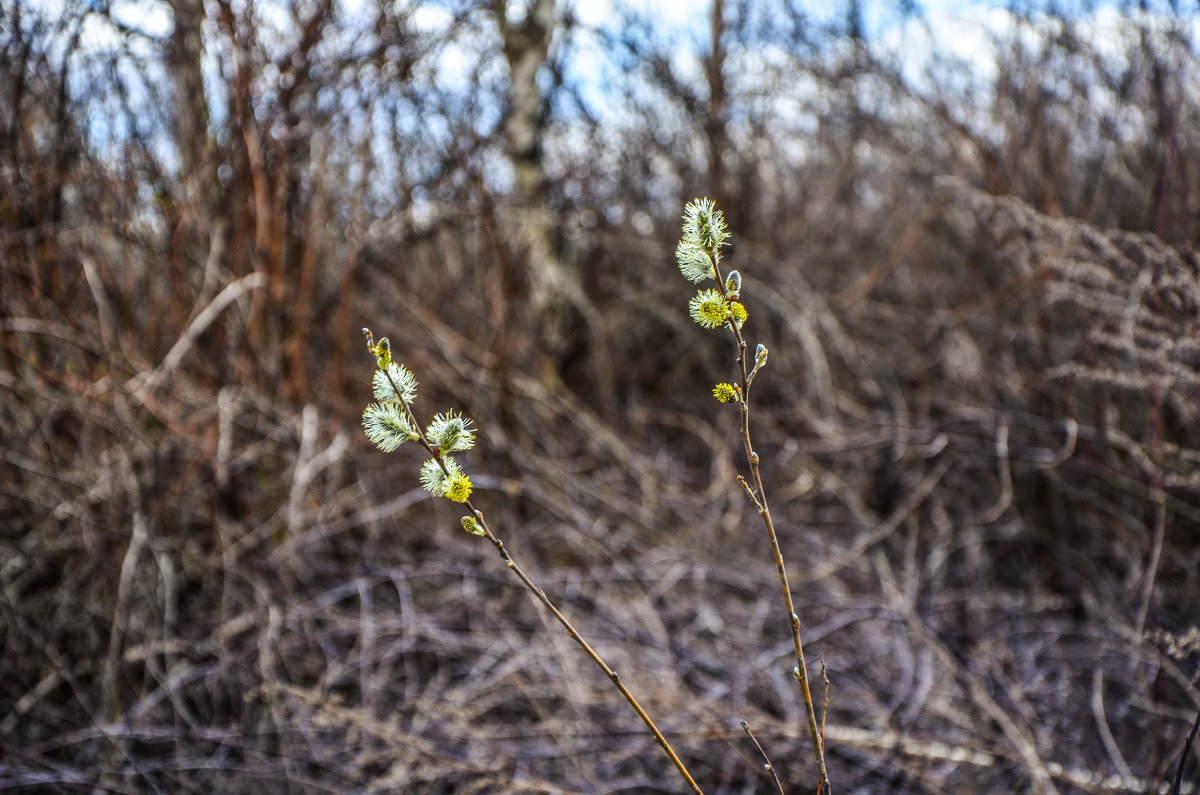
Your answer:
498,0 -> 555,196
165,0 -> 208,180
164,0 -> 210,340
707,0 -> 727,213
489,0 -> 560,424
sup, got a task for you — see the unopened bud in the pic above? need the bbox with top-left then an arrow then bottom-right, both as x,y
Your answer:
725,269 -> 741,298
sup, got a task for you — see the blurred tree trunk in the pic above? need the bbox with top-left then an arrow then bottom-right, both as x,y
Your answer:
491,0 -> 564,421
499,0 -> 555,196
494,0 -> 622,414
707,0 -> 728,214
165,0 -> 208,181
278,0 -> 332,404
164,0 -> 210,341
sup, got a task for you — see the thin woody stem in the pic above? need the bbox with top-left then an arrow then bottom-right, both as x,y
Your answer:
740,719 -> 787,795
735,328 -> 831,795
708,268 -> 833,793
466,508 -> 705,795
374,347 -> 705,795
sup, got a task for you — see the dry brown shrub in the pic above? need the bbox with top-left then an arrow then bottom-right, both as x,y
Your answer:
3,1 -> 1200,793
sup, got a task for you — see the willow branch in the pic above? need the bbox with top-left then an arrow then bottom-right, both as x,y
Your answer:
711,268 -> 833,794
375,352 -> 704,795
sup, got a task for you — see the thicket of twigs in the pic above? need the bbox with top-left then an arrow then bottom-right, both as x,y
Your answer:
2,0 -> 1199,792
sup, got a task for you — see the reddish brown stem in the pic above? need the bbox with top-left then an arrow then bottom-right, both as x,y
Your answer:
373,346 -> 705,794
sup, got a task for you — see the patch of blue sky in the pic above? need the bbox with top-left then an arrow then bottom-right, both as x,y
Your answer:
60,5 -> 170,168
560,0 -> 1198,119
17,0 -> 1200,201
558,0 -> 711,121
100,0 -> 172,37
873,2 -> 1198,155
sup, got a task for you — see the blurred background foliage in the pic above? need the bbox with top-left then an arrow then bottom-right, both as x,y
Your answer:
2,0 -> 1199,791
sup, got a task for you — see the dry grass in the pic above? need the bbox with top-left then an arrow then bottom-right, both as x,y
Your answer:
3,1 -> 1200,792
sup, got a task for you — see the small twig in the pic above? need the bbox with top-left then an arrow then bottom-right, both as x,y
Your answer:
820,655 -> 830,750
470,509 -> 703,794
737,474 -> 763,511
131,272 -> 268,403
1091,669 -> 1134,783
1135,492 -> 1167,640
1171,704 -> 1200,795
701,215 -> 833,793
731,328 -> 832,793
101,453 -> 147,721
368,334 -> 705,795
740,719 -> 786,795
